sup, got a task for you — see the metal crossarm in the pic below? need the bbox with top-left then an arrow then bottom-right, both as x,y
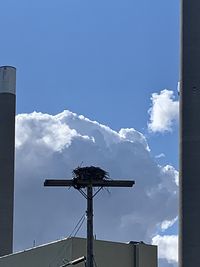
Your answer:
44,179 -> 74,187
44,179 -> 135,188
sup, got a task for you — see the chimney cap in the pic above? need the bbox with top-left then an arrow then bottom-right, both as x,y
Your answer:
0,66 -> 16,95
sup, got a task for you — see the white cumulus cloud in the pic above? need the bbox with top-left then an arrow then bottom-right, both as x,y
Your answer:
152,235 -> 178,263
148,90 -> 179,133
14,110 -> 178,267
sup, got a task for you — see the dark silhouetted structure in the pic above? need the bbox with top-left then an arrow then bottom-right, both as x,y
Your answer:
180,1 -> 200,266
44,166 -> 135,267
0,66 -> 16,256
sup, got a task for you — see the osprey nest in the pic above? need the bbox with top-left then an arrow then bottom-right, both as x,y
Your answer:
72,166 -> 109,181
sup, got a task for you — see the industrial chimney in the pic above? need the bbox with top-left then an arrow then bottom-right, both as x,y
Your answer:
180,1 -> 200,266
0,66 -> 16,256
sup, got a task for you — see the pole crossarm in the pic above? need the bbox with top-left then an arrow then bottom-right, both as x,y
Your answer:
44,179 -> 135,188
44,179 -> 74,187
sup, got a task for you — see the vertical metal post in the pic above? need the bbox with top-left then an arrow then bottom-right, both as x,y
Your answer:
180,1 -> 200,266
87,185 -> 93,267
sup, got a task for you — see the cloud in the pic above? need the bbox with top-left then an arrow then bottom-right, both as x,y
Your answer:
159,259 -> 177,267
155,153 -> 165,159
160,217 -> 177,232
148,90 -> 179,133
152,235 -> 178,263
14,110 -> 178,267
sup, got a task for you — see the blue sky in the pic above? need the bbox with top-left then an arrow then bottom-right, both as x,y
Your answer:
1,0 -> 179,123
1,0 -> 180,166
1,1 -> 179,266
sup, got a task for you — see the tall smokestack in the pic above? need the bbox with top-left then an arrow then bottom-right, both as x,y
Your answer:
180,1 -> 200,266
0,66 -> 16,256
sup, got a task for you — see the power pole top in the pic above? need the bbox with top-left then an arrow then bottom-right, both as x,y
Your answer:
44,166 -> 135,267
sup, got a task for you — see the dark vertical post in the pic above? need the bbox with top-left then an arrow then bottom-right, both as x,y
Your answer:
180,1 -> 200,266
87,185 -> 93,267
0,66 -> 16,256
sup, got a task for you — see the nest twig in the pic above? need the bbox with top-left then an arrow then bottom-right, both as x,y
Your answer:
72,166 -> 109,181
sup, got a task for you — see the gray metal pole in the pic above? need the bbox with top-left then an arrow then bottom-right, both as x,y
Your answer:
180,1 -> 200,266
86,185 -> 93,267
0,66 -> 16,256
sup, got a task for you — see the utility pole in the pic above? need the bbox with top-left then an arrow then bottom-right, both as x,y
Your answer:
87,184 -> 93,267
44,166 -> 135,267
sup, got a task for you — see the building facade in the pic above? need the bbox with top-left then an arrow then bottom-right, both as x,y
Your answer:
0,237 -> 157,267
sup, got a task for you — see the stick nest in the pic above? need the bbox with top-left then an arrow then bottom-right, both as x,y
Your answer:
72,166 -> 109,181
